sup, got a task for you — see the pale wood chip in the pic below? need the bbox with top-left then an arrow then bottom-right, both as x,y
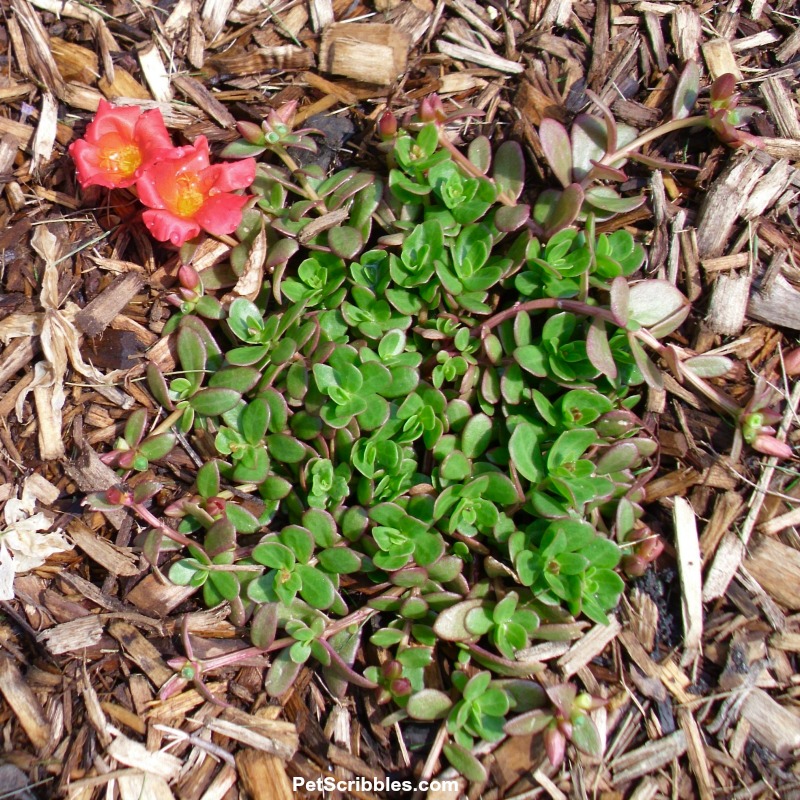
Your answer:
760,77 -> 800,139
741,688 -> 800,758
200,0 -> 234,40
702,37 -> 742,80
678,708 -> 714,800
320,23 -> 410,85
309,0 -> 334,31
0,655 -> 52,749
126,573 -> 197,617
30,92 -> 58,174
611,730 -> 687,784
743,534 -> 800,610
108,731 -> 183,780
776,26 -> 800,64
695,151 -> 766,258
117,773 -> 175,800
172,75 -> 236,128
706,271 -> 751,336
701,253 -> 750,273
202,708 -> 299,760
38,614 -> 105,655
557,616 -> 621,678
68,519 -> 140,577
670,4 -> 700,61
761,137 -> 800,160
138,43 -> 172,102
435,40 -> 524,74
236,751 -> 294,800
743,159 -> 795,220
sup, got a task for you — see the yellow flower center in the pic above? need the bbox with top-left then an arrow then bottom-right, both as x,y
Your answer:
99,143 -> 141,178
174,172 -> 206,218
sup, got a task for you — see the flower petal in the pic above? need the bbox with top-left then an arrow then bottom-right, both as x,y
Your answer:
207,157 -> 257,192
194,192 -> 249,236
85,100 -> 141,141
142,209 -> 201,247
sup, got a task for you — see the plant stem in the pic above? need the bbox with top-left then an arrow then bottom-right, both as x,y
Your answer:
274,147 -> 321,202
600,116 -> 708,168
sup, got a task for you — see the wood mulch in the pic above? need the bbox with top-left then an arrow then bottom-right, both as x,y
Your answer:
0,0 -> 799,798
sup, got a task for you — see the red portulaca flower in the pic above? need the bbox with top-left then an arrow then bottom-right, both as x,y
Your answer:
69,100 -> 172,189
136,136 -> 256,247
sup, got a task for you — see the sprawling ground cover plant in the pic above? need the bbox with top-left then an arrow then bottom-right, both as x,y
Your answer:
80,66 -> 773,778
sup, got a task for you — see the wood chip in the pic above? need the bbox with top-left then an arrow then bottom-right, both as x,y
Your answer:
74,272 -> 145,338
612,730 -> 687,784
108,621 -> 173,688
68,519 -> 140,577
702,37 -> 742,80
557,616 -> 621,677
740,688 -> 800,758
743,534 -> 800,610
760,77 -> 800,139
236,751 -> 294,800
436,40 -> 524,74
674,497 -> 703,667
319,23 -> 410,86
137,42 -> 172,102
706,271 -> 751,336
203,708 -> 299,760
107,731 -> 183,780
695,151 -> 766,257
38,614 -> 105,655
678,708 -> 714,800
0,655 -> 52,749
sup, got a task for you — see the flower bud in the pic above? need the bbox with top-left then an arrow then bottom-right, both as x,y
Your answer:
543,725 -> 566,769
784,348 -> 800,376
419,94 -> 446,124
178,264 -> 201,291
105,486 -> 127,506
378,110 -> 398,140
710,73 -> 737,106
752,434 -> 793,459
117,450 -> 137,470
622,554 -> 648,577
635,533 -> 664,563
381,660 -> 403,681
203,496 -> 227,518
237,120 -> 266,145
390,678 -> 412,697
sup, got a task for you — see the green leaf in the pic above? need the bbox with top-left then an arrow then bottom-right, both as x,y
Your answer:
138,433 -> 175,462
442,742 -> 487,783
296,565 -> 336,609
252,542 -> 295,570
328,225 -> 363,260
509,423 -> 543,483
461,413 -> 493,458
169,558 -> 205,585
209,570 -> 240,601
547,429 -> 598,469
267,434 -> 306,463
317,547 -> 361,574
196,461 -> 220,498
493,140 -> 525,201
190,388 -> 241,417
539,119 -> 573,188
627,280 -> 690,337
406,689 -> 453,720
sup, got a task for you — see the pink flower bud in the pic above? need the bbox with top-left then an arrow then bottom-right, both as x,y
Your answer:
203,496 -> 227,518
178,264 -> 201,291
378,110 -> 398,140
390,678 -> 412,697
236,120 -> 265,144
419,94 -> 446,124
622,554 -> 648,577
710,74 -> 736,106
752,434 -> 793,459
543,725 -> 566,769
784,348 -> 800,376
